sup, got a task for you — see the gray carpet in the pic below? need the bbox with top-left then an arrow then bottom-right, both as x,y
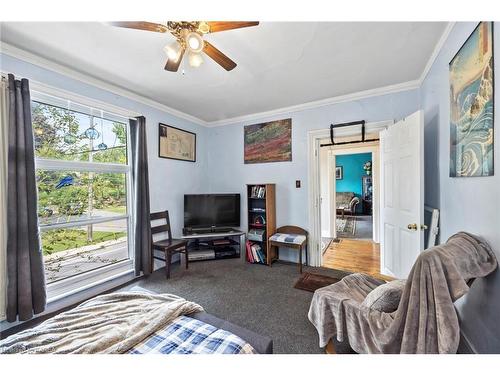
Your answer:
121,258 -> 350,354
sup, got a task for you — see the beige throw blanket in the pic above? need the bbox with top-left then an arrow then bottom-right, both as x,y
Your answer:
0,292 -> 203,353
308,232 -> 498,353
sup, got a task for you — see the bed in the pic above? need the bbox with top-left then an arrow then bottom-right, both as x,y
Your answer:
0,288 -> 273,354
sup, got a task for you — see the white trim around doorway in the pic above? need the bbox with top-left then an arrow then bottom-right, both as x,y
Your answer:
327,145 -> 380,243
307,120 -> 393,267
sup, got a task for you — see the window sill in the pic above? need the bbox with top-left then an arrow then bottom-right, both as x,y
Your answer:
0,260 -> 136,333
47,259 -> 135,303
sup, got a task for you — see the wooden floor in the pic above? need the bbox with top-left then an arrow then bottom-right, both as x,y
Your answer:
322,238 -> 393,281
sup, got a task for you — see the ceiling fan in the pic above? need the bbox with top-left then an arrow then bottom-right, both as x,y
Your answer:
109,21 -> 259,72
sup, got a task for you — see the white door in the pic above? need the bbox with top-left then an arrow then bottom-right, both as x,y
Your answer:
380,110 -> 424,278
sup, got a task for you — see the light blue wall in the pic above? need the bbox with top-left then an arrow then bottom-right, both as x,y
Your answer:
0,53 -> 210,239
421,22 -> 500,353
336,153 -> 371,213
4,24 -> 499,351
1,52 -> 419,263
207,90 -> 420,261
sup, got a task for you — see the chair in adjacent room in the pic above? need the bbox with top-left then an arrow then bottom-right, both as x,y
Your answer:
150,210 -> 189,279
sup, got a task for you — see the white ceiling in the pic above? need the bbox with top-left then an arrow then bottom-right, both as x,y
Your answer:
0,22 -> 448,123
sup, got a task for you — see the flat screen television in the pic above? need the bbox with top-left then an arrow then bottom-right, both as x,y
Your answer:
184,194 -> 240,230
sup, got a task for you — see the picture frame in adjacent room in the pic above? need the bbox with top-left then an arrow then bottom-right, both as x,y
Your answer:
449,22 -> 494,177
158,123 -> 196,162
335,166 -> 343,180
244,118 -> 292,164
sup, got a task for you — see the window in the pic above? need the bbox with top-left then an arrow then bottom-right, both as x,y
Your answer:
32,98 -> 132,285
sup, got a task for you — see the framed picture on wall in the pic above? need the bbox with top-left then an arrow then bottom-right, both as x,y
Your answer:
244,118 -> 292,164
336,166 -> 343,180
158,123 -> 196,162
449,22 -> 494,177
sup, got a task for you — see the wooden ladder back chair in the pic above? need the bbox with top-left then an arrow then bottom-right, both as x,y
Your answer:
150,210 -> 188,279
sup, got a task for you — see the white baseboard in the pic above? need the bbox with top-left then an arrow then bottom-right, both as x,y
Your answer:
381,267 -> 395,278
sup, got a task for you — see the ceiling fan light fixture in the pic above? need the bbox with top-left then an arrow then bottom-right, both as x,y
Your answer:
188,51 -> 204,68
197,22 -> 210,34
186,32 -> 204,53
110,21 -> 260,72
163,41 -> 181,61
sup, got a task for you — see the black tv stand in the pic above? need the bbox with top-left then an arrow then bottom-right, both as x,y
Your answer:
183,227 -> 237,235
181,230 -> 245,262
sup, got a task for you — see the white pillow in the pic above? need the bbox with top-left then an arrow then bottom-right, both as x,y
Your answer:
361,279 -> 406,313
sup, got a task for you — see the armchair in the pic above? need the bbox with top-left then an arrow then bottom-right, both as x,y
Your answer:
308,232 -> 498,353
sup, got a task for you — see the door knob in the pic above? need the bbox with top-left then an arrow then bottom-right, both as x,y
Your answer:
407,223 -> 418,231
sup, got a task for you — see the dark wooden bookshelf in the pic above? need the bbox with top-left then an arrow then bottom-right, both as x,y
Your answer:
246,184 -> 276,265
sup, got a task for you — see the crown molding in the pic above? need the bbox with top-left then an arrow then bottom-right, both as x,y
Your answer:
418,22 -> 455,84
208,22 -> 455,127
206,80 -> 421,127
0,42 -> 208,126
1,22 -> 454,128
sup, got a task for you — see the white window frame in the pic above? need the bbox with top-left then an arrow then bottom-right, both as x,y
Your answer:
31,87 -> 139,302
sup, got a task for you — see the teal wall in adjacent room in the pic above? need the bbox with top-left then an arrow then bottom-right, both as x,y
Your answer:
335,153 -> 371,207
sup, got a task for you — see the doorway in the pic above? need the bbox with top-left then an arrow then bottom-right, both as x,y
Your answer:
334,152 -> 373,240
319,143 -> 385,279
308,110 -> 425,280
307,121 -> 391,269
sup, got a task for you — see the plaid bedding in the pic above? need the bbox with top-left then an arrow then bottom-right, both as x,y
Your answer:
128,315 -> 256,354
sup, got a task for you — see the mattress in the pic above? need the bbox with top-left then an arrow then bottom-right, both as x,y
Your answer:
128,286 -> 273,354
128,315 -> 256,354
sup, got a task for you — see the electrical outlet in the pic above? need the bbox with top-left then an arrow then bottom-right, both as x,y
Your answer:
296,180 -> 301,188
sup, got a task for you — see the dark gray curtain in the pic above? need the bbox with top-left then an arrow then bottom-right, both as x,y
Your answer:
6,74 -> 46,322
130,116 -> 151,276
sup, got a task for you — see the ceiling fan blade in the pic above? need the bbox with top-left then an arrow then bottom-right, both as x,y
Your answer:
206,21 -> 259,33
108,21 -> 168,33
203,41 -> 237,71
164,46 -> 186,72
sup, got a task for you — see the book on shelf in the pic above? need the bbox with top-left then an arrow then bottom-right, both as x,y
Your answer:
252,243 -> 266,263
251,244 -> 259,263
246,240 -> 266,264
250,185 -> 266,199
257,248 -> 266,263
246,240 -> 254,263
249,208 -> 266,212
